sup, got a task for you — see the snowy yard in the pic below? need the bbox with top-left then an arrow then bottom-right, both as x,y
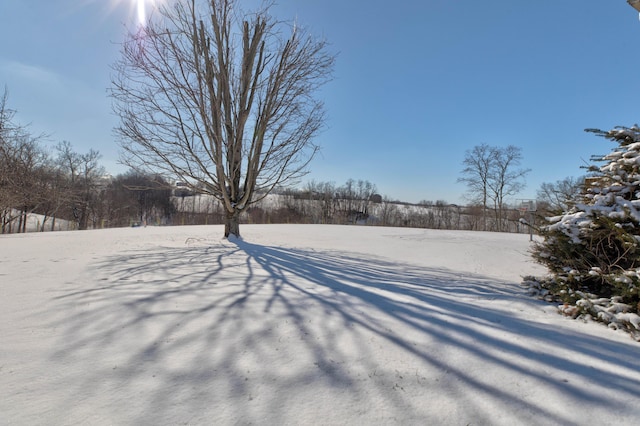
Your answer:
1,224 -> 639,425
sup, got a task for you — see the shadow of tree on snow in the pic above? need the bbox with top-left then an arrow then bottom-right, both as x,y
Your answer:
47,237 -> 640,425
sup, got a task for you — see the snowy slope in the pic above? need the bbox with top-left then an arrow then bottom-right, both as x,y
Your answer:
1,225 -> 639,425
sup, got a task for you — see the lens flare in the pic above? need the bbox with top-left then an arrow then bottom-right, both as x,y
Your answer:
112,0 -> 163,27
137,0 -> 146,25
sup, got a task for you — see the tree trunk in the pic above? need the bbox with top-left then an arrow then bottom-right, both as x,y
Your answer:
22,209 -> 27,233
224,210 -> 241,238
78,203 -> 89,230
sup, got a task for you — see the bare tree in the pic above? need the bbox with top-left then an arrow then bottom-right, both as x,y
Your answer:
103,172 -> 176,227
0,90 -> 14,229
56,141 -> 105,230
333,179 -> 377,223
111,0 -> 334,237
0,89 -> 23,231
377,196 -> 400,227
459,144 -> 529,231
537,176 -> 584,214
304,180 -> 335,224
0,89 -> 52,233
458,144 -> 494,230
487,145 -> 530,230
1,136 -> 50,233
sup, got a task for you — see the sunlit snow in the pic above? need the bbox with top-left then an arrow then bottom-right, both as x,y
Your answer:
2,225 -> 639,425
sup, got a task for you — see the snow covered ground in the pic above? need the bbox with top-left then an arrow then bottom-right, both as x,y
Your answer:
1,224 -> 639,425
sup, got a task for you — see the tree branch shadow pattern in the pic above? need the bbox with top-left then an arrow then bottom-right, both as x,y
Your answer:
48,238 -> 640,425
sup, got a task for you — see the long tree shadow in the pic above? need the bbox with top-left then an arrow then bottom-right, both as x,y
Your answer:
47,238 -> 640,425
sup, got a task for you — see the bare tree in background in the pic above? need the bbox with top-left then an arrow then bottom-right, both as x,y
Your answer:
458,144 -> 493,230
487,145 -> 530,230
0,89 -> 15,227
0,89 -> 51,233
111,0 -> 334,237
537,176 -> 584,214
459,144 -> 529,231
56,141 -> 105,230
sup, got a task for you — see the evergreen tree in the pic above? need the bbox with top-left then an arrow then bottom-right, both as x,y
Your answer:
530,126 -> 640,338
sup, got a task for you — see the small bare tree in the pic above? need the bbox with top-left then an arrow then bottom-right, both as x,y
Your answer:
111,0 -> 334,237
536,176 -> 584,214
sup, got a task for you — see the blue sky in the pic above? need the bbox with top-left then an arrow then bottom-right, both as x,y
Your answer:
1,1 -> 640,204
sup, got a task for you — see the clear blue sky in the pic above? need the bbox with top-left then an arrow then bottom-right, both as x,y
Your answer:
2,1 -> 640,204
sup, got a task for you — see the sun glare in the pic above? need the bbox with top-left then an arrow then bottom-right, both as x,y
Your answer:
103,0 -> 163,27
137,0 -> 147,25
134,0 -> 164,26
